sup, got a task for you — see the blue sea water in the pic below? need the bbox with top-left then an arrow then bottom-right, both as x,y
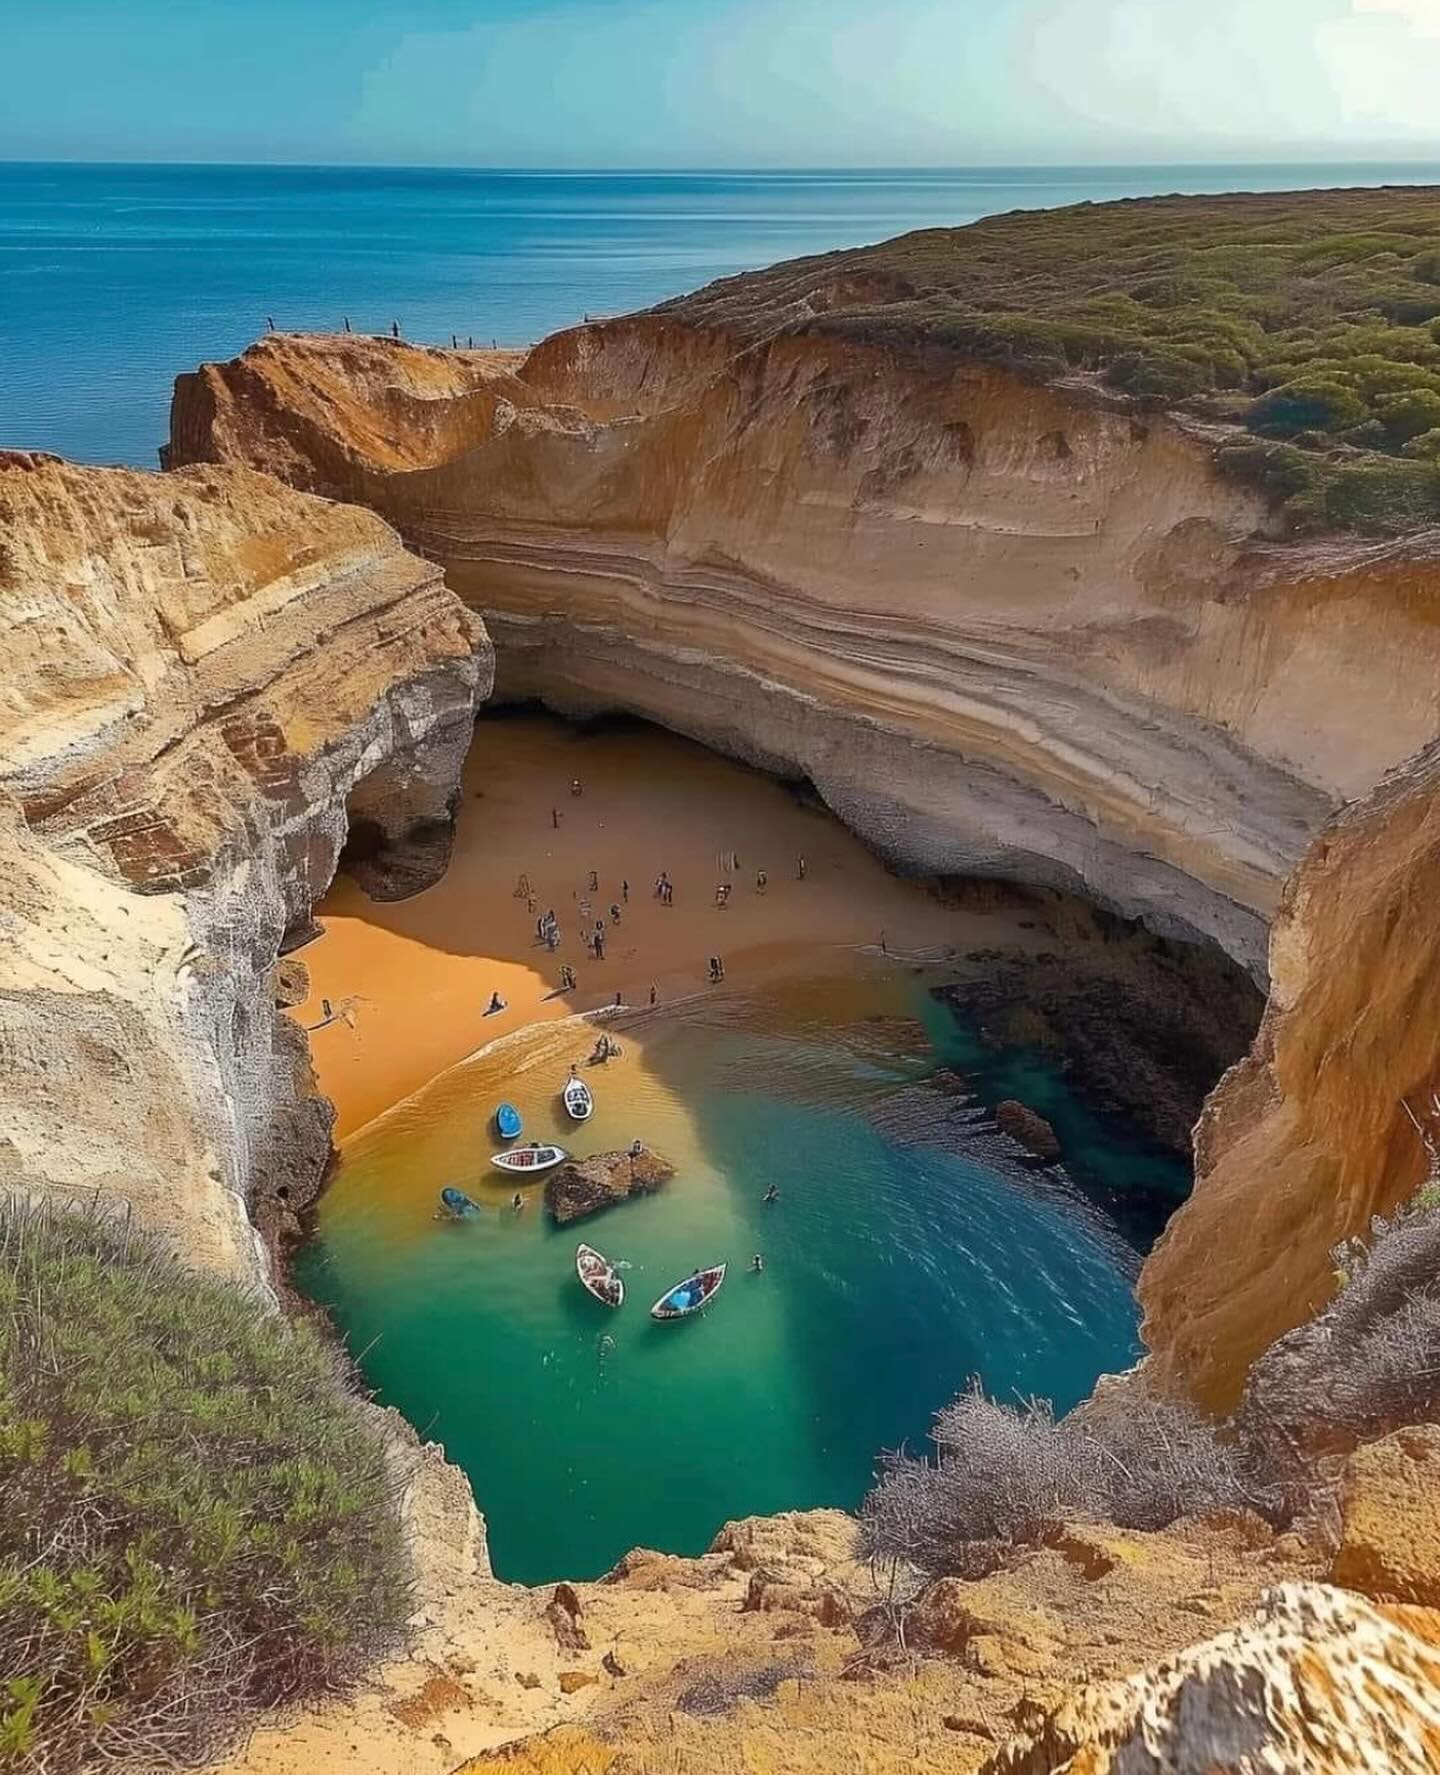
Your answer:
3,160 -> 1439,467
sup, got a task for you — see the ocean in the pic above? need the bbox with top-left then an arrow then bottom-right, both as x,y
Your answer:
4,160 -> 1439,467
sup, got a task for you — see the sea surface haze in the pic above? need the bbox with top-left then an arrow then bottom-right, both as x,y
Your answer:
4,160 -> 1439,465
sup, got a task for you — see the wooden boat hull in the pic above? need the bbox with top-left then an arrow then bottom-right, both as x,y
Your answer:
650,1263 -> 727,1319
439,1187 -> 482,1217
491,1144 -> 567,1174
576,1242 -> 624,1308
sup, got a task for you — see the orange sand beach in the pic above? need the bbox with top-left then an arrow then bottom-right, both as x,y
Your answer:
296,714 -> 1033,1140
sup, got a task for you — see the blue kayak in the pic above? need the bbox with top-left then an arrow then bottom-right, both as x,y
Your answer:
439,1186 -> 482,1218
495,1103 -> 523,1140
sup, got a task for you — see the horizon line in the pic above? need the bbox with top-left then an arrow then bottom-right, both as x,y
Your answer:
6,155 -> 1440,176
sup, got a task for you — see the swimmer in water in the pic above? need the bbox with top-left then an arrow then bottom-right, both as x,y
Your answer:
512,1191 -> 524,1212
751,1252 -> 765,1273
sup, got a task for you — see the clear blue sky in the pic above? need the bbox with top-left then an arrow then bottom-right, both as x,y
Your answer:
4,0 -> 1440,167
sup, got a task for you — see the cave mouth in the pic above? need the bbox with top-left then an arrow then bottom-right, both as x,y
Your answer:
291,707 -> 1261,1581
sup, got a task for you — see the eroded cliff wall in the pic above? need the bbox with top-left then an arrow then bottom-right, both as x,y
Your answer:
170,327 -> 1440,980
0,451 -> 489,1275
166,320 -> 1440,1411
1141,738 -> 1440,1408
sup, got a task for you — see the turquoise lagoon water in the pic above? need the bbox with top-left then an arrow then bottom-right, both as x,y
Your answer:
295,969 -> 1178,1585
5,160 -> 1440,465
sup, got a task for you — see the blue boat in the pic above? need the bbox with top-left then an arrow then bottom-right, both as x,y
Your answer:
495,1103 -> 523,1140
438,1186 -> 482,1218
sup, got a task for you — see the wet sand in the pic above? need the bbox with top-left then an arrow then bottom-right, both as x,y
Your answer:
297,714 -> 1034,1140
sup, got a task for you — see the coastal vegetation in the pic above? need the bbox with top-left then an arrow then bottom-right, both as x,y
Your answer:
665,187 -> 1440,533
861,1176 -> 1440,1597
0,1203 -> 407,1773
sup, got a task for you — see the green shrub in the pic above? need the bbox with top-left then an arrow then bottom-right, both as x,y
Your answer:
1248,377 -> 1370,438
1372,387 -> 1440,444
1311,456 -> 1440,531
1402,427 -> 1440,460
0,1203 -> 408,1773
666,187 -> 1440,535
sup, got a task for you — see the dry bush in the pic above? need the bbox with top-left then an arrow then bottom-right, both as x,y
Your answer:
860,1383 -> 1270,1583
0,1201 -> 409,1773
1244,1193 -> 1440,1454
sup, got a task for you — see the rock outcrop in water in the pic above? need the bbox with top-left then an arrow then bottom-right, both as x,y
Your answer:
0,450 -> 489,1274
545,1146 -> 675,1223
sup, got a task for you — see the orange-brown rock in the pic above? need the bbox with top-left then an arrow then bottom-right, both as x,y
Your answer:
1332,1425 -> 1440,1606
164,316 -> 1440,1421
544,1145 -> 675,1223
168,326 -> 1438,980
1141,740 -> 1440,1408
982,1583 -> 1440,1775
995,1099 -> 1061,1162
0,451 -> 489,1277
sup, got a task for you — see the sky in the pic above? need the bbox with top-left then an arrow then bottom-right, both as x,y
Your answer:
3,0 -> 1440,167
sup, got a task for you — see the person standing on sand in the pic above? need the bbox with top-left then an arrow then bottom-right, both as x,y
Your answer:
622,880 -> 630,903
756,870 -> 767,893
614,990 -> 623,1008
880,931 -> 888,955
571,778 -> 583,797
649,984 -> 658,1006
797,856 -> 807,880
552,808 -> 560,829
589,870 -> 599,892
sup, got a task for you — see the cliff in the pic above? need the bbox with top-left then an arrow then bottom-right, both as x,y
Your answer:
0,449 -> 488,1275
1141,737 -> 1440,1407
167,198 -> 1440,986
166,195 -> 1440,1403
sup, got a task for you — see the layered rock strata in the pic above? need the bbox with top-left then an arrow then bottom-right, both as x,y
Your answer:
0,450 -> 489,1275
168,327 -> 1440,983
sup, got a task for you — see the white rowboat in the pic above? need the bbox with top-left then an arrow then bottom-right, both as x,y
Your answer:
576,1243 -> 624,1308
491,1143 -> 568,1174
563,1076 -> 594,1121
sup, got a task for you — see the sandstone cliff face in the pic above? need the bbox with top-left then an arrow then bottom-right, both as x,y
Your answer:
167,325 -> 1440,1409
1141,739 -> 1440,1408
169,328 -> 1440,981
0,450 -> 489,1275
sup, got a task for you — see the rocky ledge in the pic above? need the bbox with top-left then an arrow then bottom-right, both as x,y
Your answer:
545,1146 -> 676,1223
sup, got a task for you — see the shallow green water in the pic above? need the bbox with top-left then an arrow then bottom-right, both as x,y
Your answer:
296,968 -> 1167,1584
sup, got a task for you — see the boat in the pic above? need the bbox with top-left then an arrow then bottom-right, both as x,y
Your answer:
562,1075 -> 594,1121
576,1243 -> 624,1308
650,1263 -> 727,1320
495,1102 -> 522,1140
438,1186 -> 482,1218
491,1142 -> 568,1174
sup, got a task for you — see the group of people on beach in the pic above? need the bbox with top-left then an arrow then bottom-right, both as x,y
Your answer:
481,778 -> 832,1024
